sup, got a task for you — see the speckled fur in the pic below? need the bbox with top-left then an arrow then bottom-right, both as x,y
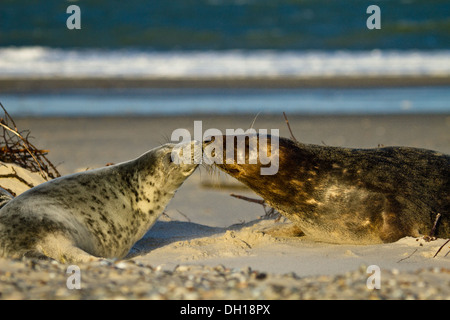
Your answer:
0,142 -> 199,262
212,134 -> 450,244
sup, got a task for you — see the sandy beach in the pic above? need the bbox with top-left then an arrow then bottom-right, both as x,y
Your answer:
1,0 -> 449,304
2,75 -> 450,93
0,113 -> 448,300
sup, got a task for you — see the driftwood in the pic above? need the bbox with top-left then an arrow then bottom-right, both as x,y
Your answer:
0,102 -> 60,181
230,193 -> 281,220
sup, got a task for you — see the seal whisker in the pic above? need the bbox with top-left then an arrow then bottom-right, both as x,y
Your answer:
249,112 -> 261,130
282,112 -> 297,142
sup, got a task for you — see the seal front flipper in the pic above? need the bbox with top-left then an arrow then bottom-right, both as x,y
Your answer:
32,233 -> 102,263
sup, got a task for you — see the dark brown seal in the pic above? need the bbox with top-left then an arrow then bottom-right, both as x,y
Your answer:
207,134 -> 450,244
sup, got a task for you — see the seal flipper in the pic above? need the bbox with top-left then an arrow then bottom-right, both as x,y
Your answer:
36,234 -> 101,263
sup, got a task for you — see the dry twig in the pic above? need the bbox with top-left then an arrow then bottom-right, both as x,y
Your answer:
230,193 -> 281,220
0,102 -> 60,180
433,239 -> 450,258
176,209 -> 191,222
230,193 -> 265,206
397,248 -> 418,263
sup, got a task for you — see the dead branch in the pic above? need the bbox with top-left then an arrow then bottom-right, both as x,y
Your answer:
433,239 -> 450,258
0,102 -> 60,180
230,193 -> 265,206
230,193 -> 281,219
0,173 -> 34,189
397,248 -> 418,263
176,209 -> 191,222
0,121 -> 46,177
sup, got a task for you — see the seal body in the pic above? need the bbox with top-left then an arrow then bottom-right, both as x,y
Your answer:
0,142 -> 199,262
209,134 -> 450,244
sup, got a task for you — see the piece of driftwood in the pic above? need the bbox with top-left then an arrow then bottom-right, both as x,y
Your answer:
0,102 -> 60,181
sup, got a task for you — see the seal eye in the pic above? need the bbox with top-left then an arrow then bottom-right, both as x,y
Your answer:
167,153 -> 174,164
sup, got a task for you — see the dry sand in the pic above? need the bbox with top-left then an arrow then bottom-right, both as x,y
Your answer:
0,114 -> 449,300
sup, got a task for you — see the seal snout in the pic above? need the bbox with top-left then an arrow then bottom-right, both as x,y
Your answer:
168,140 -> 202,179
202,133 -> 280,177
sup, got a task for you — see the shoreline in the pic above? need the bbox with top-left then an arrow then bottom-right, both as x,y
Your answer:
1,75 -> 450,93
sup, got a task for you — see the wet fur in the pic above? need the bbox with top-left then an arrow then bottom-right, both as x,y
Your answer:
214,135 -> 450,244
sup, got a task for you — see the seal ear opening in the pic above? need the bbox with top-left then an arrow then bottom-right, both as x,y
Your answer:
203,136 -> 215,147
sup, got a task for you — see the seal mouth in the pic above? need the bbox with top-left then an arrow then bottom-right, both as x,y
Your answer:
202,133 -> 280,177
169,140 -> 202,167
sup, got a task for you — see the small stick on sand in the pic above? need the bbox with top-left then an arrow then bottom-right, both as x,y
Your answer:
433,239 -> 450,258
397,248 -> 418,263
0,167 -> 35,190
176,209 -> 191,222
230,193 -> 280,219
230,193 -> 265,206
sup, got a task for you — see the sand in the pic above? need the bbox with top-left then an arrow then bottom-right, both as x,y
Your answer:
1,75 -> 450,93
0,114 -> 449,300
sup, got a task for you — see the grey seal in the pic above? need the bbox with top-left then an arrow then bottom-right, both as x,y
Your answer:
0,141 -> 200,263
208,134 -> 449,244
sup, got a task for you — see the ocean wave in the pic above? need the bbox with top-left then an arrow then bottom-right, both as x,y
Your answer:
0,47 -> 449,78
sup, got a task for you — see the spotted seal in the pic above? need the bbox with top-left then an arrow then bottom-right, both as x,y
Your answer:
207,134 -> 449,244
0,141 -> 200,262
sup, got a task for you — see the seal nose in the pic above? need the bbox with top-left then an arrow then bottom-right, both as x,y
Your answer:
191,140 -> 202,163
170,140 -> 201,165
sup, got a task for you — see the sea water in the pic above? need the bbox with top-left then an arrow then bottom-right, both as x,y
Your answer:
1,0 -> 449,116
2,86 -> 449,117
1,48 -> 449,116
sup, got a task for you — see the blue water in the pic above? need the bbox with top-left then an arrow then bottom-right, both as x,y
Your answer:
1,0 -> 449,50
2,1 -> 449,116
2,87 -> 449,117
